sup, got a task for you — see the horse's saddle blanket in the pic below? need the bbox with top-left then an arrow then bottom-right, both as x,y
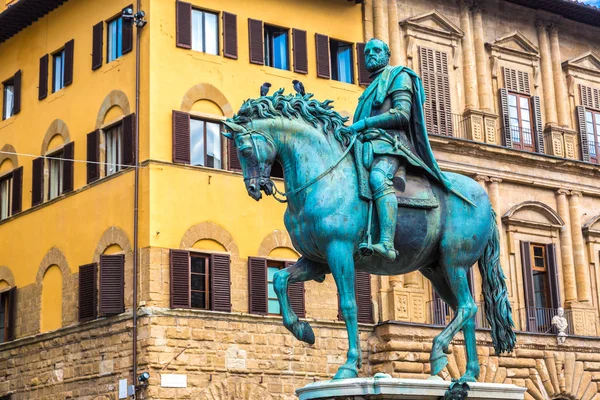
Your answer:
354,140 -> 439,209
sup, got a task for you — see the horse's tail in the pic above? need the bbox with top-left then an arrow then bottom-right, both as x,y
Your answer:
478,208 -> 516,354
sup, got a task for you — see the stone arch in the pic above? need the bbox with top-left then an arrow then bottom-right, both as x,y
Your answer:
0,143 -> 18,169
194,378 -> 273,400
180,221 -> 239,257
502,201 -> 564,230
180,83 -> 234,117
0,266 -> 15,287
35,247 -> 72,329
95,90 -> 131,129
40,119 -> 71,155
256,230 -> 298,258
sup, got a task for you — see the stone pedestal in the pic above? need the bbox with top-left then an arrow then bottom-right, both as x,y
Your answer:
296,376 -> 526,400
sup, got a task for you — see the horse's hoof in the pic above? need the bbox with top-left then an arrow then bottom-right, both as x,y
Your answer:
294,321 -> 315,345
430,355 -> 449,376
333,365 -> 358,380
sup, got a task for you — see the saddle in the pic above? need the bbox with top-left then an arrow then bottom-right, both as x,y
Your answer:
353,140 -> 439,209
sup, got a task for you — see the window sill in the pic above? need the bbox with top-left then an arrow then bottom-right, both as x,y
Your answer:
188,51 -> 223,65
0,115 -> 15,130
48,88 -> 67,103
329,79 -> 361,93
261,66 -> 294,79
103,58 -> 124,74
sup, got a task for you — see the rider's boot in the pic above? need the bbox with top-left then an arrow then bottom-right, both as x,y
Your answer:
372,192 -> 398,262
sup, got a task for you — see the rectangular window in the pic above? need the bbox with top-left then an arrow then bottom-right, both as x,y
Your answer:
0,291 -> 6,343
2,80 -> 14,120
508,92 -> 534,152
190,119 -> 222,169
191,9 -> 219,55
267,261 -> 283,315
191,254 -> 210,310
107,16 -> 123,63
420,47 -> 453,136
52,50 -> 65,93
48,150 -> 64,200
264,25 -> 288,70
330,40 -> 353,84
586,109 -> 600,164
0,174 -> 11,220
105,124 -> 123,176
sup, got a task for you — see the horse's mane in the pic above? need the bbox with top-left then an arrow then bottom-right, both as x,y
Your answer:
231,89 -> 353,146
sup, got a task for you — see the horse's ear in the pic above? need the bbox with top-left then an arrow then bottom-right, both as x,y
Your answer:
222,120 -> 246,134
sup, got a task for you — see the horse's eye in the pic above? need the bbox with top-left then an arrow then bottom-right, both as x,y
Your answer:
241,147 -> 253,157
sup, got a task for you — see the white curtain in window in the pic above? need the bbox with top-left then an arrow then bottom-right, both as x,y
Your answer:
106,125 -> 122,175
206,121 -> 221,168
192,10 -> 204,52
3,85 -> 14,120
0,178 -> 9,220
49,157 -> 63,199
190,119 -> 205,166
204,12 -> 218,55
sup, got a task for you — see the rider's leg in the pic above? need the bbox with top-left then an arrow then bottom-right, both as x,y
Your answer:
369,156 -> 401,262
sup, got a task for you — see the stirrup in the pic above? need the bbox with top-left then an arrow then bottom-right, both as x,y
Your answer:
359,241 -> 374,256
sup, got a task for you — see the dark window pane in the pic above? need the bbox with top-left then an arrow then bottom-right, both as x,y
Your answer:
533,246 -> 543,258
264,25 -> 288,70
534,257 -> 545,268
191,291 -> 206,309
191,274 -> 206,291
191,256 -> 206,274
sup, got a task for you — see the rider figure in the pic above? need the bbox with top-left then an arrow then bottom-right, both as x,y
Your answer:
350,38 -> 451,262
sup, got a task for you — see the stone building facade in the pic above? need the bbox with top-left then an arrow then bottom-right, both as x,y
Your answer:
1,0 -> 600,399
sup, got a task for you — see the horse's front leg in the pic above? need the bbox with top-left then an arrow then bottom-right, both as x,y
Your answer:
274,257 -> 329,345
327,240 -> 361,380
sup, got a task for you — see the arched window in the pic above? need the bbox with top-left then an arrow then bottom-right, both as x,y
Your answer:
0,155 -> 22,219
0,281 -> 16,343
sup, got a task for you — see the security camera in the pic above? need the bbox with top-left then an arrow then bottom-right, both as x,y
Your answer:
138,372 -> 150,383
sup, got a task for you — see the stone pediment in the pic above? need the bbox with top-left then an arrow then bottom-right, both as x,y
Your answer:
563,51 -> 600,78
401,10 -> 464,40
502,201 -> 564,230
486,31 -> 539,60
583,214 -> 600,239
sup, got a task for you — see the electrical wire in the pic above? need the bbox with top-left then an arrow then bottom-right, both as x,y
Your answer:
0,150 -> 146,169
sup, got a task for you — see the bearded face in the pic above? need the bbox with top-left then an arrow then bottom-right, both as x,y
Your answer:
365,40 -> 390,72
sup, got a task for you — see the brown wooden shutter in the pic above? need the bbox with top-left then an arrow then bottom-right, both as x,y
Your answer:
78,263 -> 98,322
211,254 -> 231,312
6,286 -> 16,341
31,156 -> 44,206
499,88 -> 512,148
545,243 -> 560,310
170,249 -> 190,308
99,254 -> 125,315
356,42 -> 372,86
176,1 -> 192,49
420,47 -> 452,136
519,241 -> 536,331
248,257 -> 267,315
248,19 -> 264,65
122,113 -> 136,166
92,22 -> 103,70
356,270 -> 373,324
39,54 -> 48,100
315,33 -> 330,79
228,139 -> 241,171
87,130 -> 100,183
503,67 -> 530,94
63,39 -> 74,86
11,166 -> 22,215
577,105 -> 590,162
223,12 -> 238,59
62,141 -> 74,193
420,47 -> 434,133
122,5 -> 134,55
172,111 -> 191,164
580,84 -> 600,110
531,96 -> 544,154
285,261 -> 305,318
12,70 -> 21,114
292,29 -> 308,74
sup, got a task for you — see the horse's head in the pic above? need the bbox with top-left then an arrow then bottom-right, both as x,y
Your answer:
222,119 -> 276,201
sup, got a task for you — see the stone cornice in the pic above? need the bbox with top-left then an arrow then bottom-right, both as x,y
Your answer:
486,31 -> 540,63
562,51 -> 600,82
400,10 -> 464,41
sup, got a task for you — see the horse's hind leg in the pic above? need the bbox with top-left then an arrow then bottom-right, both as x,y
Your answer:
274,257 -> 328,345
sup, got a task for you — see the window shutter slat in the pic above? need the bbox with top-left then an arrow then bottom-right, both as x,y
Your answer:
63,39 -> 74,86
285,261 -> 305,318
87,130 -> 100,183
292,29 -> 308,74
92,22 -> 103,70
519,241 -> 536,331
439,51 -> 453,136
122,5 -> 134,55
248,19 -> 264,65
176,1 -> 192,49
211,254 -> 231,312
12,70 -> 21,114
356,42 -> 372,86
248,257 -> 267,315
579,85 -> 600,109
228,138 -> 241,171
356,270 -> 373,324
7,286 -> 16,341
420,47 -> 434,133
99,254 -> 125,315
531,96 -> 544,154
223,12 -> 238,59
62,141 -> 74,193
170,249 -> 190,308
122,113 -> 136,166
31,157 -> 44,206
577,105 -> 590,162
172,111 -> 191,164
545,243 -> 560,310
39,54 -> 48,100
315,33 -> 330,79
500,88 -> 512,148
79,263 -> 98,322
11,166 -> 22,215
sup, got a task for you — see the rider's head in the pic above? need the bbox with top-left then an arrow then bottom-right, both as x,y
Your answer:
365,38 -> 391,73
